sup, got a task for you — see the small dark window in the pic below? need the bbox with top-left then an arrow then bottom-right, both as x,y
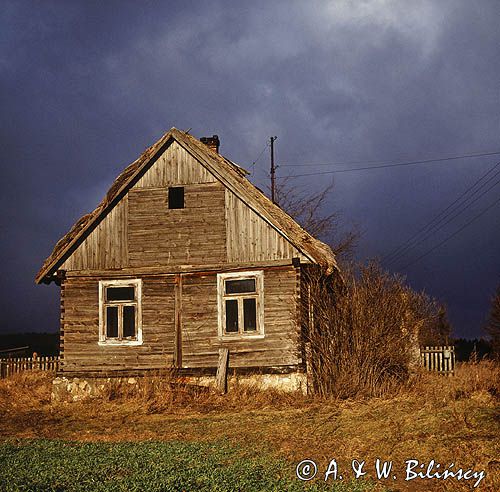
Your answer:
225,279 -> 256,294
168,187 -> 184,209
106,286 -> 135,301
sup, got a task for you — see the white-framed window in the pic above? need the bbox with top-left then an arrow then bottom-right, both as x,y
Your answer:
217,271 -> 264,339
98,279 -> 142,346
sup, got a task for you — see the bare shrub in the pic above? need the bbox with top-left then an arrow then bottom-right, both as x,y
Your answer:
485,284 -> 500,360
303,262 -> 439,398
275,179 -> 359,260
419,303 -> 452,346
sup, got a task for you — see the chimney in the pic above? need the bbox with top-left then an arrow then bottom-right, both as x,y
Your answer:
200,135 -> 220,154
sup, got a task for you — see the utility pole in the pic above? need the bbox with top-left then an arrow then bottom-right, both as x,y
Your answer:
270,136 -> 277,203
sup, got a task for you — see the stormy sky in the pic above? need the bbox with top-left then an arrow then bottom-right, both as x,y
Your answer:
1,1 -> 499,339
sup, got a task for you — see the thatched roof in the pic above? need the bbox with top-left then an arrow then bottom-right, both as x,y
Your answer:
36,128 -> 337,284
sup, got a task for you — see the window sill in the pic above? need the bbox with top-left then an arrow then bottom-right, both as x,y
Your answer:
218,334 -> 265,341
98,340 -> 143,347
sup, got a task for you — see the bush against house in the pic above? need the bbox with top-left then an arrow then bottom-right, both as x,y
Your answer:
302,262 -> 439,398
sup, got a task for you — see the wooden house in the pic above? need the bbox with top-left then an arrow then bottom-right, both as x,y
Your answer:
36,128 -> 337,391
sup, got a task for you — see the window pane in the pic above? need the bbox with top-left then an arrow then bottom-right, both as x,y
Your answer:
106,306 -> 118,338
225,299 -> 239,333
243,298 -> 257,331
168,186 -> 184,209
106,286 -> 135,301
123,305 -> 136,338
225,278 -> 256,294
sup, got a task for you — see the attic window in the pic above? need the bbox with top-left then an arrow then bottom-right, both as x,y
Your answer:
168,187 -> 184,209
99,279 -> 142,346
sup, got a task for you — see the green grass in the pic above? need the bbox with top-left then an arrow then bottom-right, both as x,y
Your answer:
0,440 -> 379,492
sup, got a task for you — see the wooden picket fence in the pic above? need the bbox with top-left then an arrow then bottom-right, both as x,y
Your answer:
0,353 -> 60,378
0,348 -> 455,378
420,345 -> 455,375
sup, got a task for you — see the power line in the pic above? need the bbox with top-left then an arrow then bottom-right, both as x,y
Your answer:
383,160 -> 500,266
277,150 -> 500,178
282,150 -> 500,167
389,174 -> 500,268
250,142 -> 270,172
398,194 -> 500,270
253,166 -> 269,180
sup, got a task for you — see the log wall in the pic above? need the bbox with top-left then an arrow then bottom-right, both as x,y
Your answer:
181,266 -> 301,368
58,140 -> 309,374
61,266 -> 301,373
225,189 -> 308,264
128,183 -> 226,267
62,276 -> 175,373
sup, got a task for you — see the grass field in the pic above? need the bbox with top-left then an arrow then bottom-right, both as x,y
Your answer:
0,440 -> 379,492
0,362 -> 498,491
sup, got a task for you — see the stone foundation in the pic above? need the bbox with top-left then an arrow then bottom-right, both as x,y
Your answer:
51,376 -> 140,402
51,372 -> 307,402
186,372 -> 307,393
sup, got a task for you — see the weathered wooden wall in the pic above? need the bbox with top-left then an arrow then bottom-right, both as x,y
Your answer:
58,139 -> 309,374
225,189 -> 308,264
61,198 -> 129,271
61,266 -> 301,374
61,140 -> 309,274
128,183 -> 226,267
181,266 -> 301,369
62,276 -> 175,373
134,141 -> 217,188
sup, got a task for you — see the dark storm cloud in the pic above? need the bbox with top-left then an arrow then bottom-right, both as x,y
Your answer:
1,0 -> 499,337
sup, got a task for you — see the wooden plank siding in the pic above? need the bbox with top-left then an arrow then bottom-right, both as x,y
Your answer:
225,189 -> 308,264
134,140 -> 217,188
61,143 -> 310,274
62,276 -> 175,372
128,183 -> 226,267
181,266 -> 301,369
61,266 -> 301,373
61,197 -> 128,271
57,140 -> 309,374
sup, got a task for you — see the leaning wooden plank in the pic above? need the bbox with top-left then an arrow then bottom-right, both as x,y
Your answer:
215,348 -> 229,394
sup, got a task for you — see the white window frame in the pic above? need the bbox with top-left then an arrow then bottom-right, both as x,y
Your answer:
217,271 -> 264,340
98,279 -> 143,346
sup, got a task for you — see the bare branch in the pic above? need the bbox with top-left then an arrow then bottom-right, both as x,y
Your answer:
273,178 -> 359,259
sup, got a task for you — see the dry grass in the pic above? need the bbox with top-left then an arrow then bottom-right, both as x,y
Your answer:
0,362 -> 498,491
77,374 -> 312,413
406,360 -> 499,402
